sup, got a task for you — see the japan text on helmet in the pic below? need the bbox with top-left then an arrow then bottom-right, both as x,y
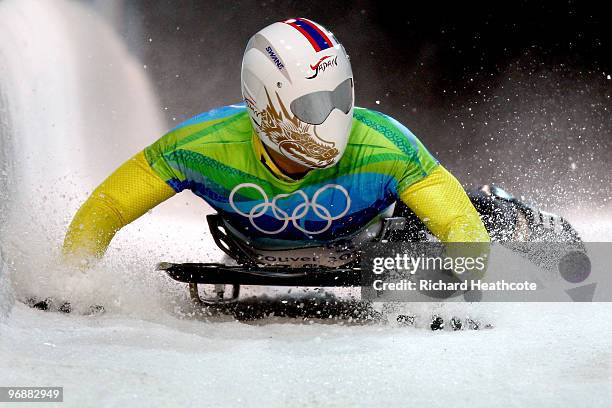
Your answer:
241,18 -> 354,169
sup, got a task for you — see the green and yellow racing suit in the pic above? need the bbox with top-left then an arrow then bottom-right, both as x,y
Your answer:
63,104 -> 489,261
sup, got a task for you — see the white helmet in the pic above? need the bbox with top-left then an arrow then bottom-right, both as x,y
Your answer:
241,18 -> 354,169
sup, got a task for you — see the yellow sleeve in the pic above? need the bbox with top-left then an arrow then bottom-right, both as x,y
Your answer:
399,165 -> 490,242
62,151 -> 176,262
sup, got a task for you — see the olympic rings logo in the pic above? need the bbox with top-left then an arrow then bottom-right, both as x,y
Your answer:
229,183 -> 351,235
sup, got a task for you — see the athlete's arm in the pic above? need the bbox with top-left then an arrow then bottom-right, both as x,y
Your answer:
400,165 -> 490,242
400,165 -> 490,278
62,151 -> 175,263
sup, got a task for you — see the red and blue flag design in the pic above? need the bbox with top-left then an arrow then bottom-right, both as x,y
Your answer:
285,18 -> 333,52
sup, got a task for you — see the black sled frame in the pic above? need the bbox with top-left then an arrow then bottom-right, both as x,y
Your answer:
157,214 -> 406,305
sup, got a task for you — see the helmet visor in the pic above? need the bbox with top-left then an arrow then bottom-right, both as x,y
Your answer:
290,78 -> 353,125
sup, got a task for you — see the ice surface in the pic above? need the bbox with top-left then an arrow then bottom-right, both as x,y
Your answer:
0,1 -> 610,407
1,302 -> 611,407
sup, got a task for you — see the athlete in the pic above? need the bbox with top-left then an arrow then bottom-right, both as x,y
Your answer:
63,18 -> 493,268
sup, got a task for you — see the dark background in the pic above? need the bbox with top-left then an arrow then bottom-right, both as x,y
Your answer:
107,0 -> 611,210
